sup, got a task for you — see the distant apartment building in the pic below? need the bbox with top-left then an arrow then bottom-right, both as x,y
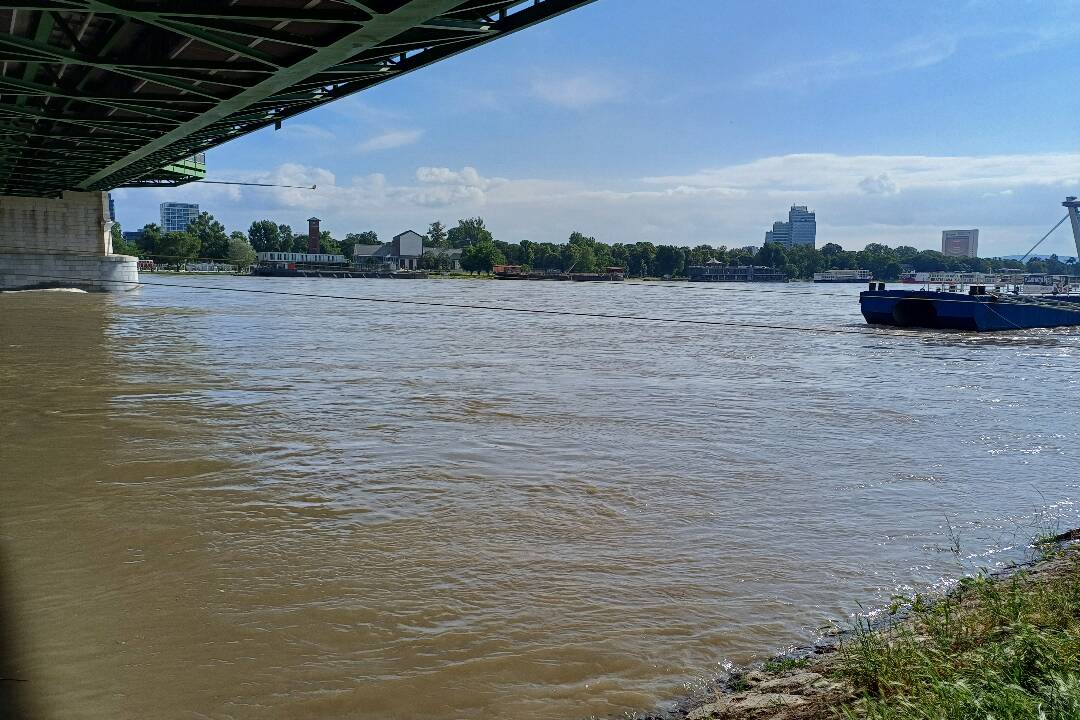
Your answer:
107,193 -> 115,222
160,202 -> 199,233
764,205 -> 816,248
941,229 -> 979,257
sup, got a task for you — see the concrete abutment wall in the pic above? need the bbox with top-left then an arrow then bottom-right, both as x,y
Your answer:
0,191 -> 138,292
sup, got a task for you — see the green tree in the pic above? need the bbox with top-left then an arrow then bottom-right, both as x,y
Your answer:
319,230 -> 340,255
531,243 -> 562,271
894,245 -> 920,265
566,243 -> 596,272
727,246 -> 755,266
785,244 -> 821,278
111,221 -> 139,256
187,211 -> 229,259
345,230 -> 378,245
1045,254 -> 1067,275
248,220 -> 281,253
420,249 -> 453,272
755,242 -> 788,269
627,241 -> 657,277
138,223 -> 162,256
654,245 -> 681,277
687,244 -> 716,267
565,231 -> 602,272
517,239 -> 536,268
460,239 -> 505,274
447,217 -> 493,248
820,242 -> 843,258
228,235 -> 257,272
343,230 -> 378,261
274,225 -> 300,253
155,231 -> 200,269
427,221 -> 448,248
911,250 -> 949,272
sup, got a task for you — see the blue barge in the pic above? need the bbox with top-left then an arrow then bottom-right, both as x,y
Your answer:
860,197 -> 1080,331
860,288 -> 1080,331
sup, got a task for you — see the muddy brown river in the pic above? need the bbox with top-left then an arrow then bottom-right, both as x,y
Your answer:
1,277 -> 1078,719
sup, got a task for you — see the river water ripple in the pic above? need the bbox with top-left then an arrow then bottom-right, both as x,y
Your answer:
1,277 -> 1078,719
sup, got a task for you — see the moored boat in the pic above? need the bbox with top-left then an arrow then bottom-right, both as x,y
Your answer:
860,285 -> 1080,331
492,264 -> 526,279
814,269 -> 872,283
899,270 -> 1002,286
688,262 -> 788,282
859,197 -> 1080,331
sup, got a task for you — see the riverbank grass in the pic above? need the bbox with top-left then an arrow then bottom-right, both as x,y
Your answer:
836,555 -> 1080,719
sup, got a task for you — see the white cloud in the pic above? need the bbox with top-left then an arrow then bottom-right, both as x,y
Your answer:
641,153 -> 1080,195
996,18 -> 1080,57
415,166 -> 497,188
858,173 -> 899,196
117,152 -> 1080,259
530,71 -> 625,108
751,34 -> 957,87
404,166 -> 507,206
357,129 -> 424,152
189,164 -> 507,214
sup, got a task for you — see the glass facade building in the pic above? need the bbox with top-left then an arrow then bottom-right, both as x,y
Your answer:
788,206 -> 816,247
160,202 -> 199,233
764,205 -> 816,248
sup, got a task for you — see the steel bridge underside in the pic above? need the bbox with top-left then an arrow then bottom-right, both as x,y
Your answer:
0,0 -> 593,198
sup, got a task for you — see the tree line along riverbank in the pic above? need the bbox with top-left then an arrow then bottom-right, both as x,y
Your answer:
636,533 -> 1080,720
112,214 -> 1075,280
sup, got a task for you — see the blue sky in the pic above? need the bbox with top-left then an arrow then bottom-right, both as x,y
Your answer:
113,0 -> 1080,257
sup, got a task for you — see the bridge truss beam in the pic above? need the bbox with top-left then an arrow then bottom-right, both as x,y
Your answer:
0,0 -> 594,197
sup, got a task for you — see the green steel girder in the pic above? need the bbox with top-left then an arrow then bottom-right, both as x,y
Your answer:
0,0 -> 596,197
6,4 -> 373,24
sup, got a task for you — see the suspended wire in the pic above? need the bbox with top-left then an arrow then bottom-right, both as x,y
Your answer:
0,242 -> 1047,302
0,242 -> 868,299
6,270 -> 947,340
2,244 -> 1068,314
1019,214 -> 1069,263
192,180 -> 317,190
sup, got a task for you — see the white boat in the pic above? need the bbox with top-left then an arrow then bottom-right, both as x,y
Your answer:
813,269 -> 873,283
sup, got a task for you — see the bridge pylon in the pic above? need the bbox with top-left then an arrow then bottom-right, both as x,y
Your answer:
0,192 -> 138,292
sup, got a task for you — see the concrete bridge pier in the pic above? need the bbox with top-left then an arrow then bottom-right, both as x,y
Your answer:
0,191 -> 139,292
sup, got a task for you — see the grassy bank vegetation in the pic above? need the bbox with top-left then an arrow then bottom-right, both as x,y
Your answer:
834,551 -> 1080,719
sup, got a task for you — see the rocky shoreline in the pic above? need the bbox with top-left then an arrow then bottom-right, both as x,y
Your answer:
627,531 -> 1080,720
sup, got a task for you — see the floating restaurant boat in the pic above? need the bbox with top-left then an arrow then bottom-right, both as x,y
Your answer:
688,261 -> 788,283
569,266 -> 626,281
814,269 -> 873,283
250,252 -> 427,279
899,270 -> 1002,286
860,198 -> 1080,331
